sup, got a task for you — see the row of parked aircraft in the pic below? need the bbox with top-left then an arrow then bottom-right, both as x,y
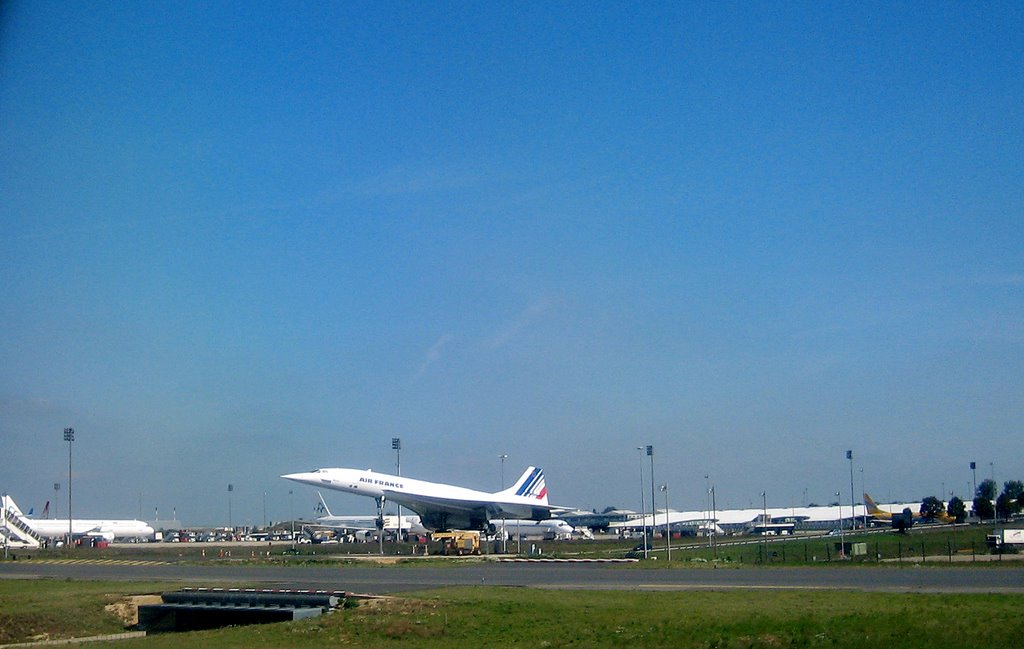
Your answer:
606,492 -> 954,536
1,462 -> 957,548
281,463 -> 957,537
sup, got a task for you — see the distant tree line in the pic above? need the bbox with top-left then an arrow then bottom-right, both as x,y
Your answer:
925,478 -> 1024,522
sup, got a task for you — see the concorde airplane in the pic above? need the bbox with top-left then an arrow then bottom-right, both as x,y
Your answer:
282,465 -> 556,532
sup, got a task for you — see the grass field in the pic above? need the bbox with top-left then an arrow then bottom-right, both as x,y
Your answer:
0,580 -> 172,644
2,579 -> 1023,648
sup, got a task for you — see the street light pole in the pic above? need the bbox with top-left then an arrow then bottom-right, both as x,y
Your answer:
63,428 -> 74,549
710,485 -> 718,559
761,491 -> 767,563
704,475 -> 710,548
499,454 -> 508,553
647,445 -> 655,558
847,450 -> 855,532
836,491 -> 844,559
227,484 -> 233,535
392,438 -> 402,541
970,461 -> 977,501
859,468 -> 866,530
990,462 -> 996,522
660,484 -> 670,561
636,447 -> 647,558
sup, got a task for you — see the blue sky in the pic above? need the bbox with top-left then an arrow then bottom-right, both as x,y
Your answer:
2,2 -> 1021,525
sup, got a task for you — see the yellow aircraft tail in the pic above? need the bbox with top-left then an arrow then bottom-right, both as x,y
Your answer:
863,493 -> 892,519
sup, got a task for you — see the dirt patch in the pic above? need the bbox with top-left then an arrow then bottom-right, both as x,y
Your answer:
104,594 -> 163,627
329,555 -> 407,564
351,596 -> 446,640
356,595 -> 441,614
0,611 -> 89,645
0,612 -> 48,644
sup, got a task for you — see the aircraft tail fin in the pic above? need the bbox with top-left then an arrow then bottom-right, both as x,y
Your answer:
863,493 -> 890,517
499,467 -> 549,505
3,495 -> 24,518
316,491 -> 333,517
42,501 -> 50,518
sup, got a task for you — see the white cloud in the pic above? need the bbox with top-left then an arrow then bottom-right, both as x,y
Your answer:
485,297 -> 553,349
417,334 -> 455,377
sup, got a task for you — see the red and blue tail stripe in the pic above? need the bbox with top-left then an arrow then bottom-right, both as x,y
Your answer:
515,467 -> 547,500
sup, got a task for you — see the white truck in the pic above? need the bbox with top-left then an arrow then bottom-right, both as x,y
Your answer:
987,528 -> 1024,551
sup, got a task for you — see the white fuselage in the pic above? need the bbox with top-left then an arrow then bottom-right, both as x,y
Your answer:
17,517 -> 154,541
2,495 -> 154,541
494,518 -> 574,539
316,514 -> 429,536
298,467 -> 477,500
283,466 -> 553,531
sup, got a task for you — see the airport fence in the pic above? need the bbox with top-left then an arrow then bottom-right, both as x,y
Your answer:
640,524 -> 1003,565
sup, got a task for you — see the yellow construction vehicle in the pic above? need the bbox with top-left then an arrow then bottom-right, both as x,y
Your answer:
432,530 -> 480,556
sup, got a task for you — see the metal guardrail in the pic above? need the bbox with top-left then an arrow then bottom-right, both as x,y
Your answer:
162,588 -> 341,608
138,588 -> 346,633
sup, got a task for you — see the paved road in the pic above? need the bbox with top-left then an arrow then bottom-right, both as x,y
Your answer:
2,560 -> 1023,594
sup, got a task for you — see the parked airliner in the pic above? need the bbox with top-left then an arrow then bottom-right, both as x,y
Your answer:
864,493 -> 954,527
494,517 -> 580,540
313,491 -> 429,537
1,495 -> 154,547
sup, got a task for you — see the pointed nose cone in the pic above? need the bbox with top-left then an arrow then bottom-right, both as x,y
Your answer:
281,472 -> 317,486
